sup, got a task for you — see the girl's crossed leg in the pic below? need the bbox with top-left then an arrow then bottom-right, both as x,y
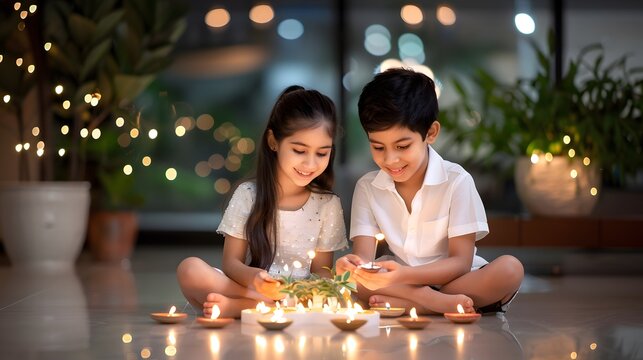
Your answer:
176,257 -> 271,318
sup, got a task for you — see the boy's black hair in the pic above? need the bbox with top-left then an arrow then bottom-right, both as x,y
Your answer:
358,68 -> 439,137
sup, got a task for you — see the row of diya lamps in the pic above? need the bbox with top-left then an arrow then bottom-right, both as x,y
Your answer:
150,300 -> 480,331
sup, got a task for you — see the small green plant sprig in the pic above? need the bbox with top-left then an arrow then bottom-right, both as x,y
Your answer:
279,267 -> 357,304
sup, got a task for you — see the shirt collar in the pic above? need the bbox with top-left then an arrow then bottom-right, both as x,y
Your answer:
371,145 -> 448,190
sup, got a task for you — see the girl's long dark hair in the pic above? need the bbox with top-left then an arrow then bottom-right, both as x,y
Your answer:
245,85 -> 338,270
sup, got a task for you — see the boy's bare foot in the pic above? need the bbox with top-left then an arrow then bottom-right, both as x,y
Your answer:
369,290 -> 475,315
368,295 -> 430,314
202,293 -> 260,319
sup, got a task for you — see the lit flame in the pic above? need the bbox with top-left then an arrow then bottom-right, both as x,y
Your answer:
410,307 -> 418,320
168,305 -> 176,315
307,250 -> 316,259
256,301 -> 270,314
296,303 -> 306,313
270,309 -> 286,323
307,299 -> 313,309
375,233 -> 385,241
385,302 -> 391,310
211,305 -> 221,320
353,303 -> 364,313
457,304 -> 465,314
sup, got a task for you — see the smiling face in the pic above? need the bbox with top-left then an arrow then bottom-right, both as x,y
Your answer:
367,123 -> 440,186
269,123 -> 333,192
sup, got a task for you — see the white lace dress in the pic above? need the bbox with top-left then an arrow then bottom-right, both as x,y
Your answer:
217,182 -> 348,279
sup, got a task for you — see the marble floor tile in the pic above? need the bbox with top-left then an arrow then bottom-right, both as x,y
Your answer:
1,247 -> 642,359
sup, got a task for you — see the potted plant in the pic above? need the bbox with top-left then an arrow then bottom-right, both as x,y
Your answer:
279,268 -> 357,308
440,34 -> 642,216
0,0 -> 186,269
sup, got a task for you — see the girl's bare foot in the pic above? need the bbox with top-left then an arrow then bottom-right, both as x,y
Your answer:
202,293 -> 260,319
369,290 -> 475,315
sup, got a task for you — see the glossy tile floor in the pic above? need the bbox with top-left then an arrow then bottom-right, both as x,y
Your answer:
1,246 -> 643,360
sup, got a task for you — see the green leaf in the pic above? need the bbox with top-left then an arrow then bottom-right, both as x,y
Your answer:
68,14 -> 96,46
113,74 -> 155,105
80,39 -> 112,82
90,10 -> 124,46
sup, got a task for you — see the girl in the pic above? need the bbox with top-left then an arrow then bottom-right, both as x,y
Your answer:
177,86 -> 347,318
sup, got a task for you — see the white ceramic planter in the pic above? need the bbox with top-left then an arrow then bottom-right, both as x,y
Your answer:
514,156 -> 600,216
0,182 -> 90,270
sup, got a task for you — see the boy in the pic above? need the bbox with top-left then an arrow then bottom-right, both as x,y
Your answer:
336,68 -> 523,314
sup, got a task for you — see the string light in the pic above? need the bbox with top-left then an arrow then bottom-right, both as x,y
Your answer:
15,144 -> 22,152
16,58 -> 23,66
80,128 -> 89,138
19,10 -> 27,19
14,2 -> 20,11
84,94 -> 92,103
570,169 -> 578,179
36,141 -> 44,150
545,152 -> 553,162
142,156 -> 152,166
115,117 -> 125,127
590,187 -> 598,196
54,85 -> 63,94
58,148 -> 65,157
91,128 -> 101,139
165,168 -> 177,181
568,149 -> 576,158
61,125 -> 69,135
530,153 -> 539,164
130,129 -> 139,138
36,148 -> 44,157
3,95 -> 10,103
27,64 -> 35,73
23,143 -> 30,150
28,4 -> 36,13
175,125 -> 186,137
44,42 -> 51,51
62,100 -> 70,109
148,129 -> 158,139
0,54 -> 3,63
123,164 -> 133,175
563,135 -> 571,144
32,127 -> 40,136
583,157 -> 591,166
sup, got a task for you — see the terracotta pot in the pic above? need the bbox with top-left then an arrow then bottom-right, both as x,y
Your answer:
514,156 -> 601,216
88,211 -> 138,262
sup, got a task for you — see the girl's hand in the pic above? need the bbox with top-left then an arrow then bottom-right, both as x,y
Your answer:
253,271 -> 285,300
353,260 -> 404,290
335,254 -> 365,275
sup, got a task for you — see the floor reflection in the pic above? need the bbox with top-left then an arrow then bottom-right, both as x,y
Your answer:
0,267 -> 89,355
2,247 -> 643,359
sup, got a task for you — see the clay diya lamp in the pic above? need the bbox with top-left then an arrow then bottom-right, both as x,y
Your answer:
397,307 -> 431,330
370,302 -> 405,318
257,309 -> 293,331
197,305 -> 234,328
358,262 -> 382,273
150,305 -> 188,324
330,317 -> 367,331
443,304 -> 481,324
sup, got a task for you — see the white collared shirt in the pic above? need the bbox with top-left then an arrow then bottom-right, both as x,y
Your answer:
350,146 -> 489,268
